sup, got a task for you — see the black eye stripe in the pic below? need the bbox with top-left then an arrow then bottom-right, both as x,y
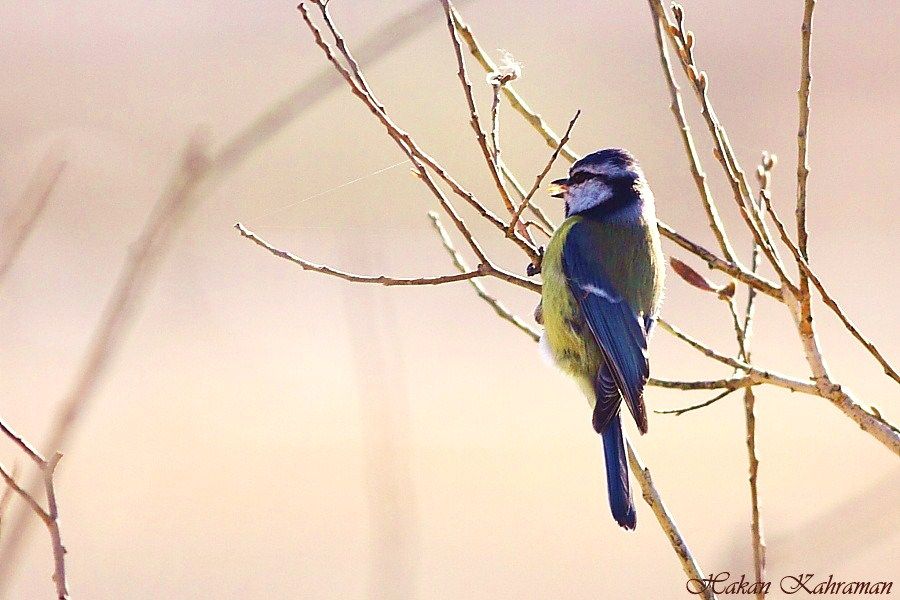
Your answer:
567,171 -> 608,185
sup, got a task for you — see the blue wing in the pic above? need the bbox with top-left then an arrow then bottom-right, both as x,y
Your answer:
563,221 -> 649,433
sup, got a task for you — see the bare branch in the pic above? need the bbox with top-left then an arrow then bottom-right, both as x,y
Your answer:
0,157 -> 66,286
0,417 -> 47,467
42,454 -> 68,600
0,464 -> 18,540
428,212 -> 540,341
236,222 -> 486,287
521,220 -> 552,240
508,110 -> 580,236
742,151 -> 775,596
656,319 -> 817,395
725,296 -> 749,361
654,388 -> 739,416
449,6 -> 579,163
299,2 -> 539,265
500,163 -> 556,232
658,222 -> 781,300
745,152 -> 776,338
743,386 -> 766,593
626,444 -> 717,600
0,464 -> 49,526
649,1 -> 795,290
662,314 -> 899,454
647,4 -> 735,263
796,0 -> 815,261
438,0 -> 533,244
793,2 -> 818,456
760,192 -> 899,384
0,135 -> 211,588
0,455 -> 68,599
649,376 -> 753,391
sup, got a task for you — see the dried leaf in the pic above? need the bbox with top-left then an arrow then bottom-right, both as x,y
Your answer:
670,257 -> 718,293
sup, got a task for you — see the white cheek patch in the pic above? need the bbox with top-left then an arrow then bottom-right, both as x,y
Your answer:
580,283 -> 622,303
566,180 -> 612,214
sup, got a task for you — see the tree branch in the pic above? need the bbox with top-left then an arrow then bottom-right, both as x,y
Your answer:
300,1 -> 540,266
654,388 -> 739,416
650,1 -> 794,290
236,222 -> 485,286
626,444 -> 717,600
761,193 -> 899,385
428,212 -> 540,341
439,0 -> 533,245
508,110 -> 580,237
796,0 -> 815,261
647,3 -> 735,263
0,135 -> 211,591
0,156 -> 66,286
428,208 -> 712,591
449,6 -> 580,163
0,418 -> 69,599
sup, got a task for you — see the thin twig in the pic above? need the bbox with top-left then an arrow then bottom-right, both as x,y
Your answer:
487,60 -> 521,167
0,451 -> 68,599
743,386 -> 765,593
656,319 -> 817,395
650,1 -> 793,290
725,296 -> 748,361
428,212 -> 540,341
508,110 -> 580,236
521,220 -> 552,239
0,135 -> 211,590
236,222 -> 485,286
626,444 -> 717,600
0,417 -> 47,466
654,388 -> 738,416
42,454 -> 68,600
743,152 -> 775,596
0,157 -> 66,286
438,0 -> 533,244
760,193 -> 899,384
647,3 -> 735,263
500,163 -> 556,232
663,313 -> 899,455
299,2 -> 540,266
0,464 -> 18,541
489,83 -> 502,163
794,0 -> 818,435
0,465 -> 48,526
659,223 -> 781,300
429,206 -> 712,590
745,152 -> 775,338
449,6 -> 579,163
796,0 -> 815,262
649,376 -> 753,391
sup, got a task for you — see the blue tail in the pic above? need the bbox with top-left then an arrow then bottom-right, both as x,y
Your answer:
601,412 -> 636,530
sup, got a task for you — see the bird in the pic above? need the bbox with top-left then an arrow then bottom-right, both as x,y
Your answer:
538,148 -> 665,530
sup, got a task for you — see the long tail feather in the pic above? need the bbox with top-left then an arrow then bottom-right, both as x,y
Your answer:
601,412 -> 636,530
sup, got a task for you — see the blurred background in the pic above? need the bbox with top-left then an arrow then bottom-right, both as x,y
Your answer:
1,0 -> 898,598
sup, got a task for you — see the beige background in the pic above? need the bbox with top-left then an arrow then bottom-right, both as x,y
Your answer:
1,1 -> 898,598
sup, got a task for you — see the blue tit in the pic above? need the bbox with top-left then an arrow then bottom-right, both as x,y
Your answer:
540,148 -> 665,530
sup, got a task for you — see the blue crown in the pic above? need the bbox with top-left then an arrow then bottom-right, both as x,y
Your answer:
572,148 -> 637,172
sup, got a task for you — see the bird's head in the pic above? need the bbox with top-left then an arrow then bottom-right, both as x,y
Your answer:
548,148 -> 647,217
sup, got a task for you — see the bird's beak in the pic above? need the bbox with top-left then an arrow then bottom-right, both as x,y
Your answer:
548,177 -> 568,198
